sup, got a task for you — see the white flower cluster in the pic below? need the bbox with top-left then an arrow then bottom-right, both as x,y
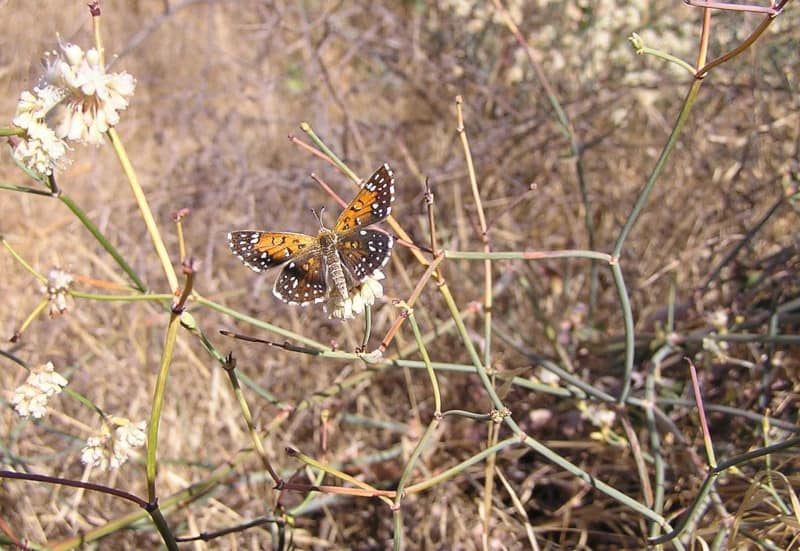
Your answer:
11,361 -> 68,418
326,271 -> 386,320
80,416 -> 146,471
42,268 -> 74,317
579,402 -> 616,429
11,40 -> 135,176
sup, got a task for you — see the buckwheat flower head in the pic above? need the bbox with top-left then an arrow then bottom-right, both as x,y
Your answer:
41,268 -> 74,317
13,86 -> 65,129
10,39 -> 135,174
11,86 -> 68,176
579,402 -> 616,429
110,416 -> 146,467
48,42 -> 136,145
80,430 -> 111,470
326,271 -> 385,320
10,124 -> 67,176
81,416 -> 146,470
11,361 -> 68,418
11,384 -> 50,419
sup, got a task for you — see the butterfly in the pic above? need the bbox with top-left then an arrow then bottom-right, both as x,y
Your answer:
228,163 -> 395,305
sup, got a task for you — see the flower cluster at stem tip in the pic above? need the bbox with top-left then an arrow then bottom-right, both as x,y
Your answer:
11,361 -> 68,418
80,416 -> 147,471
11,39 -> 135,176
326,271 -> 386,320
42,268 -> 74,317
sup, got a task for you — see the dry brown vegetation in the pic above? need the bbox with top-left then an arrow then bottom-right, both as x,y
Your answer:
1,1 -> 799,549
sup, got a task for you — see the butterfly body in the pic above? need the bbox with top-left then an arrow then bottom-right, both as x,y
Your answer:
228,163 -> 395,305
317,228 -> 350,300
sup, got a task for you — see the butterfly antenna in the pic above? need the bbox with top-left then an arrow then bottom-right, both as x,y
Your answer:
311,207 -> 326,229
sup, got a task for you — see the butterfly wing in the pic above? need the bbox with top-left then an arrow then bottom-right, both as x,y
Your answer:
337,229 -> 394,282
334,163 -> 395,234
273,252 -> 328,305
228,231 -> 317,272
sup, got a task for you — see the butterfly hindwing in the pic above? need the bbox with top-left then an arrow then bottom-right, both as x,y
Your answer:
273,252 -> 328,305
334,163 -> 395,234
228,231 -> 317,272
337,229 -> 393,282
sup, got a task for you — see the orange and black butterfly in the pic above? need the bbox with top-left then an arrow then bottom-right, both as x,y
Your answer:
228,164 -> 395,305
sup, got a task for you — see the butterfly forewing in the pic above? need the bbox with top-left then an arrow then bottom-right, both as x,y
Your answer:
334,163 -> 395,234
273,253 -> 328,304
338,229 -> 394,282
228,231 -> 317,272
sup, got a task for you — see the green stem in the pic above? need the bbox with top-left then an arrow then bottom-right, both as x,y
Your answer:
0,182 -> 54,196
2,238 -> 47,284
195,295 -> 328,350
222,357 -> 281,483
59,194 -> 148,292
148,508 -> 178,551
15,298 -> 50,338
636,45 -> 697,74
404,438 -> 518,494
70,291 -> 171,302
438,284 -> 505,411
612,79 -> 703,256
299,122 -> 360,183
362,305 -> 372,351
441,409 -> 494,421
145,272 -> 195,498
455,97 -> 492,375
393,421 -> 438,551
610,263 -> 635,402
62,387 -> 106,418
576,158 -> 599,317
407,309 -> 441,414
146,312 -> 181,500
287,449 -> 393,504
107,128 -> 177,292
445,249 -> 612,262
0,126 -> 25,137
687,333 -> 800,345
645,360 -> 666,541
